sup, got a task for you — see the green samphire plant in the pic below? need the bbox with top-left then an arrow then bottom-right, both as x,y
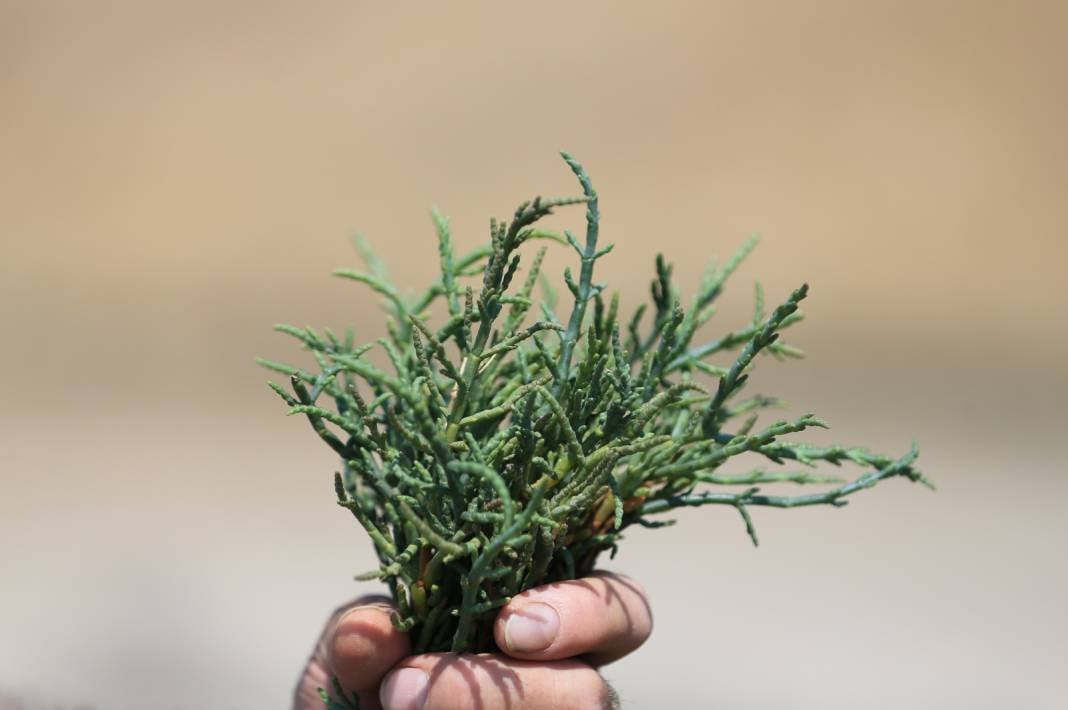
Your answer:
260,153 -> 930,694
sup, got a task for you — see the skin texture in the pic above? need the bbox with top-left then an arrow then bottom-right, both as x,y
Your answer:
295,572 -> 652,710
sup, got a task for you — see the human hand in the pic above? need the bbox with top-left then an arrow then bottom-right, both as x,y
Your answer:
294,572 -> 652,710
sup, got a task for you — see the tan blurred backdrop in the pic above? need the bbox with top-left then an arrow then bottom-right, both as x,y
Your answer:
2,1 -> 1066,708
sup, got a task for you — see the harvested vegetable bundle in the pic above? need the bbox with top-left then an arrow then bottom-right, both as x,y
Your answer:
260,153 -> 929,674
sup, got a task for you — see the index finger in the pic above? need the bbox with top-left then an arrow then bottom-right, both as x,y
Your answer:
295,596 -> 410,709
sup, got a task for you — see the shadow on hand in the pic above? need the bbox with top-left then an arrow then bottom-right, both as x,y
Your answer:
425,653 -> 523,710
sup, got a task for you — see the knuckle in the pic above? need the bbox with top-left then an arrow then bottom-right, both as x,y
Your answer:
293,656 -> 331,710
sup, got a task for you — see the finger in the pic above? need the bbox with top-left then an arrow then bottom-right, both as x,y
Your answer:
326,598 -> 411,692
295,652 -> 336,710
294,596 -> 409,710
379,653 -> 613,710
494,572 -> 652,666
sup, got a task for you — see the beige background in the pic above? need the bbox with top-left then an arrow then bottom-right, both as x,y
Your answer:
2,1 -> 1066,708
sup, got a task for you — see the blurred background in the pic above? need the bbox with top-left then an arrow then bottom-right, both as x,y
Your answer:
2,1 -> 1066,708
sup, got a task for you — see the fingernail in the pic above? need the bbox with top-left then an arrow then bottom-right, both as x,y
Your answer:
504,602 -> 560,653
380,667 -> 428,710
327,607 -> 381,661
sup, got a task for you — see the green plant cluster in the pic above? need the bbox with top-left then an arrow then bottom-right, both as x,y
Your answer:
260,153 -> 930,666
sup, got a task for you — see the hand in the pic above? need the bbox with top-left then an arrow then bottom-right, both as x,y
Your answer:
295,572 -> 652,710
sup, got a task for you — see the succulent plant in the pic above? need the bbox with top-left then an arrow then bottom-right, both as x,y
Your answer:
260,153 -> 929,704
